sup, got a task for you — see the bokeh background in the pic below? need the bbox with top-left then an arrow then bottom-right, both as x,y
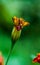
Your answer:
0,0 -> 40,65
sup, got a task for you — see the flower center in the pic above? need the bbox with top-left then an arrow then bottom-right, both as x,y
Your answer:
16,25 -> 22,31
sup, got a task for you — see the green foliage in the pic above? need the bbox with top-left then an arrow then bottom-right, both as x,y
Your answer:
0,0 -> 40,65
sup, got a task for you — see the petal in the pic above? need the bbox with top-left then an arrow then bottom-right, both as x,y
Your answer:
12,16 -> 19,25
23,22 -> 30,27
37,53 -> 40,57
33,57 -> 37,63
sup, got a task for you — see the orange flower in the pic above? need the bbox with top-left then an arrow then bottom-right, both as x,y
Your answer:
33,53 -> 40,63
0,52 -> 4,65
12,16 -> 30,31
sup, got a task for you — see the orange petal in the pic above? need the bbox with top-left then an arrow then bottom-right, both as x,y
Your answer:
23,22 -> 30,26
19,18 -> 23,21
38,53 -> 40,55
12,16 -> 19,25
12,16 -> 17,23
12,16 -> 16,21
37,53 -> 40,57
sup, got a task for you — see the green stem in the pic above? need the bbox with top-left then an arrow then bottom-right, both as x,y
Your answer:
5,45 -> 13,65
5,39 -> 16,65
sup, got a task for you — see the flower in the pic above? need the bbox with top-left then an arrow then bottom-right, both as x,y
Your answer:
33,53 -> 40,63
0,52 -> 4,65
12,16 -> 30,31
5,17 -> 30,65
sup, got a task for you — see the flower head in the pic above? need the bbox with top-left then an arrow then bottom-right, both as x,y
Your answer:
0,52 -> 4,65
33,53 -> 40,63
12,16 -> 30,31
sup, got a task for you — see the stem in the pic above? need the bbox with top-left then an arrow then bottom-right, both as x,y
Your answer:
5,38 -> 16,65
5,45 -> 13,65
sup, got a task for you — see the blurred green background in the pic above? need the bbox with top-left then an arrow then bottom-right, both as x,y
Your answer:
0,0 -> 40,65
